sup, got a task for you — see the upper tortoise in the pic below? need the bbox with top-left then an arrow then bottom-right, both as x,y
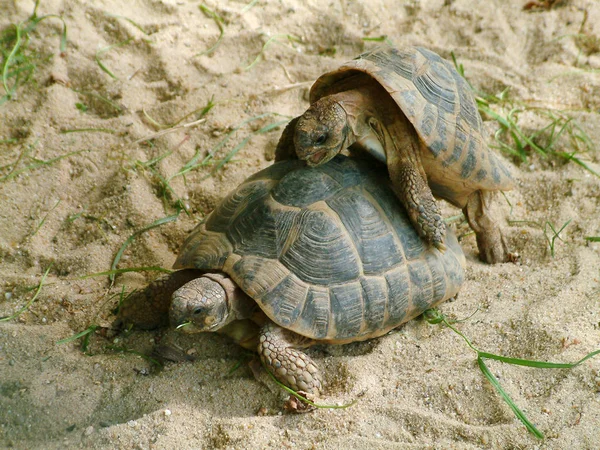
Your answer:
118,156 -> 465,398
276,45 -> 515,264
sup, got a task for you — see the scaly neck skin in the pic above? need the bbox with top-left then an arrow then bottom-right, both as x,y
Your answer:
203,272 -> 256,324
331,87 -> 389,163
332,88 -> 374,144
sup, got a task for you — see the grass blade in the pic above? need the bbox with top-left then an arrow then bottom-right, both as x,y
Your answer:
211,119 -> 288,174
264,365 -> 356,410
109,214 -> 179,281
95,39 -> 132,79
478,350 -> 600,369
477,356 -> 544,439
56,325 -> 99,345
244,34 -> 301,71
197,4 -> 225,56
82,266 -> 173,279
0,265 -> 52,322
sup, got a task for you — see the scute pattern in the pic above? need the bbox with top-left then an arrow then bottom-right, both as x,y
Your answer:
206,180 -> 273,232
279,208 -> 360,285
180,156 -> 466,341
271,169 -> 342,208
259,273 -> 309,327
326,187 -> 404,275
329,282 -> 364,339
408,260 -> 434,313
173,224 -> 232,270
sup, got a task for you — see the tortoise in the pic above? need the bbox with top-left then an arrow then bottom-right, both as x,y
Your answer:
275,45 -> 515,264
118,155 -> 466,397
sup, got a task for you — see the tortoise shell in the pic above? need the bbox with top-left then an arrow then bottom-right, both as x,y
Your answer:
174,156 -> 465,343
309,46 -> 514,208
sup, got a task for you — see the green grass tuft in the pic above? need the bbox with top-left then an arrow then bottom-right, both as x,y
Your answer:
544,219 -> 571,257
244,34 -> 301,71
0,0 -> 67,105
171,112 -> 288,181
197,4 -> 225,57
0,265 -> 52,322
56,325 -> 99,353
109,213 -> 180,282
0,145 -> 87,182
451,52 -> 598,178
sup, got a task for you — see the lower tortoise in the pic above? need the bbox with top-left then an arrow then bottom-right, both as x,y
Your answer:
118,155 -> 466,397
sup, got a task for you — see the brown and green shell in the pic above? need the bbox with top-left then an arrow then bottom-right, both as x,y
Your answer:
309,46 -> 515,208
174,156 -> 465,343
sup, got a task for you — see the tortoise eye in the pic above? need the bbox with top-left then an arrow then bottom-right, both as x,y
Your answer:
192,307 -> 203,315
314,134 -> 327,145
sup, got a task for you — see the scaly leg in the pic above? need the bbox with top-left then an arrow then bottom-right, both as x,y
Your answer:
463,190 -> 509,264
387,158 -> 446,251
368,111 -> 446,251
258,322 -> 322,394
274,117 -> 301,161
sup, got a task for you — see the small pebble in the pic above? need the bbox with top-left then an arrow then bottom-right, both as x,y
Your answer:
4,292 -> 12,300
164,409 -> 172,417
84,426 -> 94,436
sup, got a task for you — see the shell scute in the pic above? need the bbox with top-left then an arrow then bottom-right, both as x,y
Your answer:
279,208 -> 360,286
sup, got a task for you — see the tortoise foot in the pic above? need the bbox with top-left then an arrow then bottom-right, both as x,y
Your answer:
474,229 -> 509,264
258,323 -> 322,395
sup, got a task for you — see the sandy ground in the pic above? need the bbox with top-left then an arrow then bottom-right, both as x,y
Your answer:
1,0 -> 600,448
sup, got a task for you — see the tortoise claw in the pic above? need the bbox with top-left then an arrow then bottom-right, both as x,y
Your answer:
284,391 -> 317,414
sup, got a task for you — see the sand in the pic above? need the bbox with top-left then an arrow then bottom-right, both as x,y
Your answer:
1,0 -> 599,448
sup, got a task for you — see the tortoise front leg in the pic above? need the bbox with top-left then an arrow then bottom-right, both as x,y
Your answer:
258,322 -> 322,394
367,114 -> 446,251
387,157 -> 446,251
274,117 -> 301,161
463,190 -> 509,264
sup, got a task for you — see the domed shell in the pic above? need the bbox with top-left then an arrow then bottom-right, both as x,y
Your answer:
309,46 -> 514,208
174,156 -> 465,343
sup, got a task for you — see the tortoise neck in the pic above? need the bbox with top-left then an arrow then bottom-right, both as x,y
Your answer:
333,87 -> 381,142
204,272 -> 256,322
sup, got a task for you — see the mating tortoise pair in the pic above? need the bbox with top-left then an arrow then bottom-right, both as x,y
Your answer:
119,46 -> 513,399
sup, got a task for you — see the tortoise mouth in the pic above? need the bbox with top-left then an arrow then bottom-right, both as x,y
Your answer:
305,150 -> 330,167
174,321 -> 216,334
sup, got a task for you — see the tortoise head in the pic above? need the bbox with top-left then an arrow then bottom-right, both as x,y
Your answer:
294,97 -> 349,167
170,276 -> 230,333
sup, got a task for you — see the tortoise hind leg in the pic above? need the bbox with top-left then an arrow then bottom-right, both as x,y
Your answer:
258,322 -> 322,395
463,190 -> 509,264
116,269 -> 200,330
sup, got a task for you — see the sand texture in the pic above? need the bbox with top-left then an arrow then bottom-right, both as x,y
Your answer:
1,0 -> 600,448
